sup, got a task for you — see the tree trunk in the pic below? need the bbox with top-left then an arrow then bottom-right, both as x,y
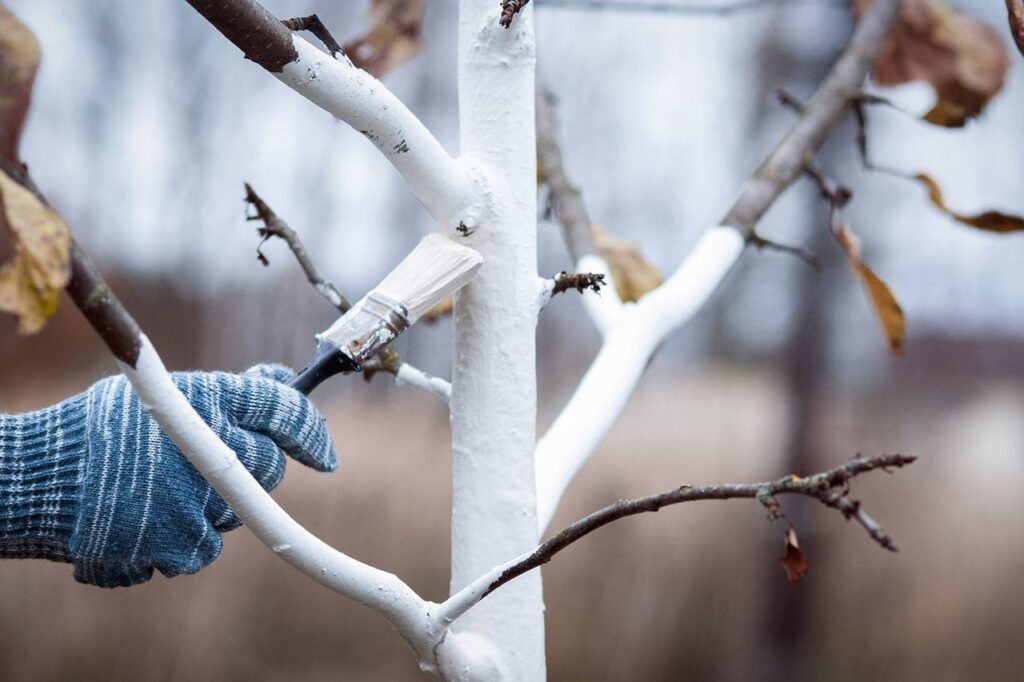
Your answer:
449,2 -> 546,679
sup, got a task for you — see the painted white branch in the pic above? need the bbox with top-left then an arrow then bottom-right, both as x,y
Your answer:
448,1 -> 547,678
118,335 -> 478,678
535,226 -> 745,531
277,37 -> 470,226
395,363 -> 452,404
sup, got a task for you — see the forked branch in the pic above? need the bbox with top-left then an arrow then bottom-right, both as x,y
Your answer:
535,0 -> 904,532
443,454 -> 914,624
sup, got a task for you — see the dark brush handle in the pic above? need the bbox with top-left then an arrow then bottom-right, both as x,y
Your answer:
287,342 -> 361,395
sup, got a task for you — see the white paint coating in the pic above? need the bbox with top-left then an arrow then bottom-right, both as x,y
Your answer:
535,226 -> 745,531
395,363 -> 452,403
448,1 -> 547,679
278,37 -> 469,226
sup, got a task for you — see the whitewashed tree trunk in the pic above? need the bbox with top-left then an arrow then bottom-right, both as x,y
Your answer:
449,2 -> 546,679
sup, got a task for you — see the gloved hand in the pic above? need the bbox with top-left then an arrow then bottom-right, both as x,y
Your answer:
0,365 -> 336,587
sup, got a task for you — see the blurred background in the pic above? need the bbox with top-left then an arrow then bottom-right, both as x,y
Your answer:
2,0 -> 1023,680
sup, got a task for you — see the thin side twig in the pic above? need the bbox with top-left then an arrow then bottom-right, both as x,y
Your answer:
282,14 -> 343,57
551,271 -> 606,296
442,454 -> 915,625
244,183 -> 351,312
748,233 -> 823,271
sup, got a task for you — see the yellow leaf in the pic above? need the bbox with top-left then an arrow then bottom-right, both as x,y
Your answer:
0,171 -> 70,333
836,223 -> 905,355
592,226 -> 663,303
914,173 -> 1024,233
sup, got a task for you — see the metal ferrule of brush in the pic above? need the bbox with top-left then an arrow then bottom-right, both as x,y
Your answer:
318,292 -> 411,367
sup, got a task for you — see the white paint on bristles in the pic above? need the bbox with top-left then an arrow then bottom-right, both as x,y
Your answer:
376,233 -> 483,322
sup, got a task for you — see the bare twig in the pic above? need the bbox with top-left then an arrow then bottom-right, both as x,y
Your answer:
282,14 -> 343,57
534,0 -> 847,15
721,0 -> 902,237
473,454 -> 914,611
748,233 -> 823,271
501,0 -> 532,27
244,183 -> 351,312
551,271 -> 606,296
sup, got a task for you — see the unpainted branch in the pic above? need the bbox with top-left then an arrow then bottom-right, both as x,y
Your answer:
245,183 -> 350,312
536,84 -> 596,261
551,271 -> 606,296
444,454 -> 914,625
721,0 -> 902,237
184,0 -> 297,72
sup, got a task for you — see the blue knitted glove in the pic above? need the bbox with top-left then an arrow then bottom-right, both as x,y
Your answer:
0,365 -> 336,588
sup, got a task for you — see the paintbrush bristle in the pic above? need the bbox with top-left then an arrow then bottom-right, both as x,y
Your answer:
374,234 -> 483,322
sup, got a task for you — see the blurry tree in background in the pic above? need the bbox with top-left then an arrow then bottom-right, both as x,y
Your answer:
2,0 -> 1024,680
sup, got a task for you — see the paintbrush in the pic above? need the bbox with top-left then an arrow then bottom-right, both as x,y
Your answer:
288,233 -> 483,394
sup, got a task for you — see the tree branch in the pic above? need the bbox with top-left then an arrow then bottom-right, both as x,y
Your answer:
721,0 -> 901,236
183,0 -> 469,226
442,454 -> 914,624
534,0 -> 903,532
244,183 -> 351,312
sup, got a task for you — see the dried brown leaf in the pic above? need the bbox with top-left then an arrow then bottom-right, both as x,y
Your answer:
781,527 -> 809,583
343,0 -> 425,78
0,171 -> 70,333
836,223 -> 905,355
858,0 -> 1010,127
0,6 -> 39,162
1007,0 -> 1024,58
914,173 -> 1024,233
592,226 -> 662,303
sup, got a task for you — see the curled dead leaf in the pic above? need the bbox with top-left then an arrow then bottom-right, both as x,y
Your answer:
0,6 -> 39,163
343,0 -> 425,78
782,527 -> 809,583
592,226 -> 662,303
0,171 -> 70,333
914,173 -> 1024,233
858,0 -> 1010,127
836,222 -> 905,355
